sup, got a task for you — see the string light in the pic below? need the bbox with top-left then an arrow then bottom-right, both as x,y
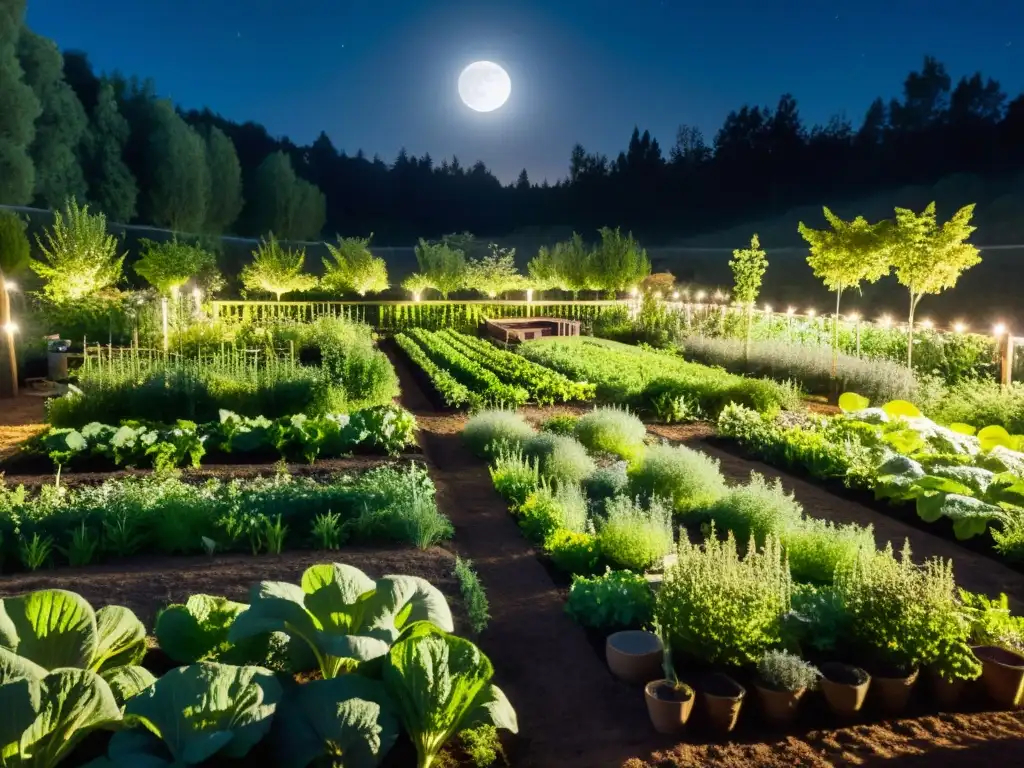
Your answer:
763,304 -> 772,313
953,321 -> 967,334
878,315 -> 892,327
671,291 -> 680,300
920,318 -> 933,330
786,306 -> 796,316
3,281 -> 17,292
806,308 -> 817,318
3,322 -> 17,335
847,312 -> 861,322
994,322 -> 1007,336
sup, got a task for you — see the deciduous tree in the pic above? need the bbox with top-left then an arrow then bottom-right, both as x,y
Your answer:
729,234 -> 769,358
240,234 -> 317,300
202,125 -> 243,233
466,244 -> 524,298
590,227 -> 650,297
889,202 -> 981,367
134,238 -> 217,295
148,100 -> 209,232
0,0 -> 40,204
413,238 -> 467,299
322,235 -> 389,296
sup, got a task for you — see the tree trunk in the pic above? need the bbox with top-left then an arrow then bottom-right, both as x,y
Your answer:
0,267 -> 17,398
744,305 -> 752,365
907,293 -> 917,369
832,287 -> 843,379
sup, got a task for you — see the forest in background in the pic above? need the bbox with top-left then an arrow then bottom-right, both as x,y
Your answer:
1,0 -> 1024,248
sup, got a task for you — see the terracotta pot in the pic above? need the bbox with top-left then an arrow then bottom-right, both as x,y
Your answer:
872,667 -> 919,715
974,645 -> 1024,709
926,667 -> 966,710
819,662 -> 871,718
644,680 -> 695,734
702,673 -> 746,733
605,630 -> 663,684
754,682 -> 805,725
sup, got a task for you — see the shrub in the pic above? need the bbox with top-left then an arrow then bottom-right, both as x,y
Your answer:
574,406 -> 647,461
834,542 -> 981,681
566,569 -> 654,630
541,414 -> 579,436
923,379 -> 1024,436
488,448 -> 539,509
628,443 -> 726,515
545,529 -> 602,575
781,518 -> 875,585
583,462 -> 629,504
704,472 -> 802,545
682,335 -> 919,403
517,482 -> 588,542
463,409 -> 535,459
596,496 -> 674,572
656,528 -> 792,666
454,557 -> 490,634
524,433 -> 596,485
757,651 -> 821,692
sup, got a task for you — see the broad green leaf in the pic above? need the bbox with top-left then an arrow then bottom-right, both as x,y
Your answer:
949,423 -> 977,436
361,576 -> 455,643
17,668 -> 121,768
913,475 -> 974,496
882,428 -> 925,455
462,683 -> 519,734
0,590 -> 96,670
113,663 -> 281,764
0,677 -> 38,765
101,665 -> 156,709
0,646 -> 47,685
302,564 -> 376,634
93,606 -> 146,673
882,400 -> 922,420
271,675 -> 398,768
979,425 -> 1014,452
155,594 -> 248,664
916,492 -> 947,523
383,622 -> 515,768
838,392 -> 870,413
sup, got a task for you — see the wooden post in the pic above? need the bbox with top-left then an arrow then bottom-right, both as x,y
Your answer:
1000,333 -> 1014,390
0,269 -> 16,398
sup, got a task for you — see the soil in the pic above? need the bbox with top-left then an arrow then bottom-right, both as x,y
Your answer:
654,683 -> 694,702
822,663 -> 871,686
0,546 -> 466,632
703,673 -> 745,698
0,393 -> 46,461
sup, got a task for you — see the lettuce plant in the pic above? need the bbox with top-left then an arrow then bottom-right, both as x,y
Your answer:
382,622 -> 517,768
97,662 -> 282,766
271,675 -> 399,768
229,563 -> 454,679
155,594 -> 280,666
0,589 -> 146,675
0,658 -> 122,768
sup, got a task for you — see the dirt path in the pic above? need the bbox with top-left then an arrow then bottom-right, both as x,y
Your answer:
650,423 -> 1024,610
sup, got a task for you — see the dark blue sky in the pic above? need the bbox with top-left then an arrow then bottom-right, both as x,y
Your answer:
27,0 -> 1024,184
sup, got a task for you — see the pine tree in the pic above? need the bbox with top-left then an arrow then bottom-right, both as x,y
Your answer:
148,100 -> 209,232
202,125 -> 243,233
0,0 -> 41,204
81,80 -> 137,222
17,29 -> 87,206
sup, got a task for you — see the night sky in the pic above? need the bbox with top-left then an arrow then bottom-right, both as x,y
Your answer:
27,0 -> 1024,184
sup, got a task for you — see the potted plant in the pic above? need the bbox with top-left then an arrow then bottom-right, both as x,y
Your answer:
961,590 -> 1024,709
701,672 -> 746,733
643,631 -> 695,734
754,650 -> 820,725
819,662 -> 871,717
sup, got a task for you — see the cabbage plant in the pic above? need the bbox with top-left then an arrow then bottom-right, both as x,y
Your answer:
229,563 -> 454,679
383,622 -> 517,768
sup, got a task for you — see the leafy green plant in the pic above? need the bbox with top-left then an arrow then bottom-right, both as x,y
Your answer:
757,650 -> 821,692
628,443 -> 726,515
397,332 -> 478,409
454,557 -> 490,635
153,594 -> 275,666
835,542 -> 981,681
704,472 -> 803,545
541,414 -> 578,436
0,589 -> 146,675
57,521 -> 100,567
322,235 -> 389,295
311,510 -> 344,550
134,237 -> 217,295
488,448 -> 539,509
465,243 -> 524,298
781,517 -> 874,585
241,234 -> 318,300
382,622 -> 518,768
31,198 -> 124,304
544,529 -> 601,575
18,532 -> 53,571
406,329 -> 528,408
565,569 -> 654,630
229,562 -> 455,679
458,724 -> 505,768
411,238 -> 467,299
262,514 -> 287,554
595,495 -> 673,572
657,528 -> 792,666
463,409 -> 535,459
0,210 -> 30,276
523,433 -> 596,486
573,406 -> 647,461
99,662 -> 282,765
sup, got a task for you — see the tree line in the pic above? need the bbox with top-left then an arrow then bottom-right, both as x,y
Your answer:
2,0 -> 1023,245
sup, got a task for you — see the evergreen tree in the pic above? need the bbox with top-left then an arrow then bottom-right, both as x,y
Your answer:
17,28 -> 88,207
148,100 -> 209,232
0,209 -> 30,276
0,0 -> 40,204
292,178 -> 326,240
81,80 -> 137,222
202,125 -> 243,233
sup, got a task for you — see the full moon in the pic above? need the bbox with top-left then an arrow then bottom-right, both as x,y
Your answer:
458,61 -> 511,112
